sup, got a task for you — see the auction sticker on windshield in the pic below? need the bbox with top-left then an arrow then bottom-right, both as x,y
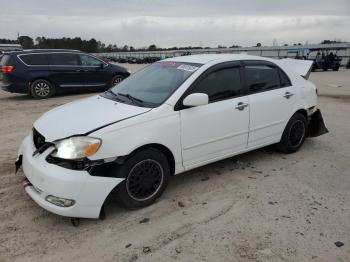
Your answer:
157,61 -> 201,72
177,64 -> 199,72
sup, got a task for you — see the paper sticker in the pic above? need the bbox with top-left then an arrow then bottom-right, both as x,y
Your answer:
177,64 -> 199,72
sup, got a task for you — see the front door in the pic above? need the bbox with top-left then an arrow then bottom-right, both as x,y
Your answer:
179,63 -> 250,169
79,54 -> 110,89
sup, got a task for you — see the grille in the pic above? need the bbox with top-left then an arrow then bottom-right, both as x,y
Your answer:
33,128 -> 46,149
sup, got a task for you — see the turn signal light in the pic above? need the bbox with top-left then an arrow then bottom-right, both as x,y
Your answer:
1,66 -> 15,73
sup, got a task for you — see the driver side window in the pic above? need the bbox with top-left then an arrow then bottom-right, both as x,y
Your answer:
80,54 -> 102,66
191,67 -> 242,103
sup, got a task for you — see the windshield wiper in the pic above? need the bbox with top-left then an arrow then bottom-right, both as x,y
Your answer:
117,93 -> 145,105
104,89 -> 120,99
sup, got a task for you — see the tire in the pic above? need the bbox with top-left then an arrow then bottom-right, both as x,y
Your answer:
30,79 -> 54,99
111,75 -> 124,87
277,113 -> 308,154
115,148 -> 170,208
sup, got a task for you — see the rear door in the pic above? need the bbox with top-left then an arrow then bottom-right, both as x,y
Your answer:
243,61 -> 296,148
47,53 -> 85,91
179,62 -> 250,168
79,54 -> 110,89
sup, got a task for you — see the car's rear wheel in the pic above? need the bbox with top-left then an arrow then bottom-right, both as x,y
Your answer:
277,113 -> 308,153
30,79 -> 54,99
115,148 -> 170,208
111,75 -> 124,86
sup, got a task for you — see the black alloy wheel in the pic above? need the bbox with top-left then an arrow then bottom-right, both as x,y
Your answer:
126,159 -> 164,201
30,79 -> 54,99
115,148 -> 170,208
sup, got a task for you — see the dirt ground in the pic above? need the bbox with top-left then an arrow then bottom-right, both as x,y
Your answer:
0,66 -> 349,262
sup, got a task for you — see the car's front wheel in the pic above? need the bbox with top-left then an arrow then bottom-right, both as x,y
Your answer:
30,79 -> 54,99
115,148 -> 170,208
277,112 -> 308,153
111,75 -> 124,86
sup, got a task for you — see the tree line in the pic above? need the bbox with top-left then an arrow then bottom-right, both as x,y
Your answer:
0,36 -> 346,53
0,36 -> 241,52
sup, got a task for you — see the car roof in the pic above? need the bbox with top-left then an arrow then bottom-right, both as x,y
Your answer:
163,53 -> 276,65
5,49 -> 82,55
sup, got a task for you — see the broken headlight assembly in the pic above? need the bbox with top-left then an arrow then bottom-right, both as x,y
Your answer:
51,136 -> 102,160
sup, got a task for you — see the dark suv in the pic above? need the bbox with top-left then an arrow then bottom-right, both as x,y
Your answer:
0,49 -> 130,98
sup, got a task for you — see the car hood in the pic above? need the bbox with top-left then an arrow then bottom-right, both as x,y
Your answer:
33,95 -> 151,142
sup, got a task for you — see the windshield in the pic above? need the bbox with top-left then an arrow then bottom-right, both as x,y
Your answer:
103,61 -> 202,107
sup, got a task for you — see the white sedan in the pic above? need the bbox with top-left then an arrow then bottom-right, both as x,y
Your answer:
16,54 -> 328,220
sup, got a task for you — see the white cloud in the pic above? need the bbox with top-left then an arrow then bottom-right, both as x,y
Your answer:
0,0 -> 349,47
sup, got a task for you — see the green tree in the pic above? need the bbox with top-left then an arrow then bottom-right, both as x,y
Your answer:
18,36 -> 34,49
148,44 -> 157,51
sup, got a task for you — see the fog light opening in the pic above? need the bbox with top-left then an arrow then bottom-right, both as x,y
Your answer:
45,195 -> 75,207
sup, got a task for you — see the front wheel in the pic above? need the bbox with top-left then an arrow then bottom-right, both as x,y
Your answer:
277,113 -> 308,153
30,79 -> 54,99
115,148 -> 170,208
111,75 -> 125,87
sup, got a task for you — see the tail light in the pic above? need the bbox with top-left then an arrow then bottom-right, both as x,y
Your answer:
1,65 -> 15,73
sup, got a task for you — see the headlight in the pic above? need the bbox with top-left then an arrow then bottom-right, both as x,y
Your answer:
51,136 -> 101,160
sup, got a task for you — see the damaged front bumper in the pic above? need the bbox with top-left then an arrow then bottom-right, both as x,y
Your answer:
308,109 -> 329,137
16,135 -> 124,218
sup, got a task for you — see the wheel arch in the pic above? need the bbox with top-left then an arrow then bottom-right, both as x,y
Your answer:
278,108 -> 309,142
294,108 -> 308,120
29,77 -> 56,92
126,143 -> 176,176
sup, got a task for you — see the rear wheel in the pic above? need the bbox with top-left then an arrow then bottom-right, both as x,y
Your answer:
30,79 -> 54,99
115,148 -> 170,208
277,113 -> 308,153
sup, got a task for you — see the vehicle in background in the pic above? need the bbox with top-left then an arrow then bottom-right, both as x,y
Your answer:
16,54 -> 328,220
287,48 -> 310,60
98,56 -> 162,64
308,47 -> 345,71
0,49 -> 130,99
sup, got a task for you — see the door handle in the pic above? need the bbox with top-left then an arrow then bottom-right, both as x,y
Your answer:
235,102 -> 249,111
283,91 -> 294,99
75,69 -> 82,72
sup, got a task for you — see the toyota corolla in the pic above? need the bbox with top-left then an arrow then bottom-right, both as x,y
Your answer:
16,54 -> 328,220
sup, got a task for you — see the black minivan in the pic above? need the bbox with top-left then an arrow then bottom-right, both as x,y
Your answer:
0,49 -> 130,98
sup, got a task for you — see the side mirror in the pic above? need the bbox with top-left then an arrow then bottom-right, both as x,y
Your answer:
100,63 -> 105,69
183,93 -> 209,107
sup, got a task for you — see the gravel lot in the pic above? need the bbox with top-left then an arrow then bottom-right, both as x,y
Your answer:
0,66 -> 349,262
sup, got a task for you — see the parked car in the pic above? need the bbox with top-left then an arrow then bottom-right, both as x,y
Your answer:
16,54 -> 328,221
0,49 -> 130,99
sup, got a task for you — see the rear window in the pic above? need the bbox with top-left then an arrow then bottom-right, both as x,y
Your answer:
47,53 -> 80,66
19,54 -> 49,66
245,65 -> 280,93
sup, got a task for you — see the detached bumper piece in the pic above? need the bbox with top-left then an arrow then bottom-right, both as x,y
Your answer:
309,109 -> 329,137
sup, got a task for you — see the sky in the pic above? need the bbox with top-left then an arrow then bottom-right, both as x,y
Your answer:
0,0 -> 349,48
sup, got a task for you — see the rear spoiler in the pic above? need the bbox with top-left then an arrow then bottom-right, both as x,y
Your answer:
278,58 -> 314,80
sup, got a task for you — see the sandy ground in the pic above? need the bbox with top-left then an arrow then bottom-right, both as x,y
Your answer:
0,66 -> 349,262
